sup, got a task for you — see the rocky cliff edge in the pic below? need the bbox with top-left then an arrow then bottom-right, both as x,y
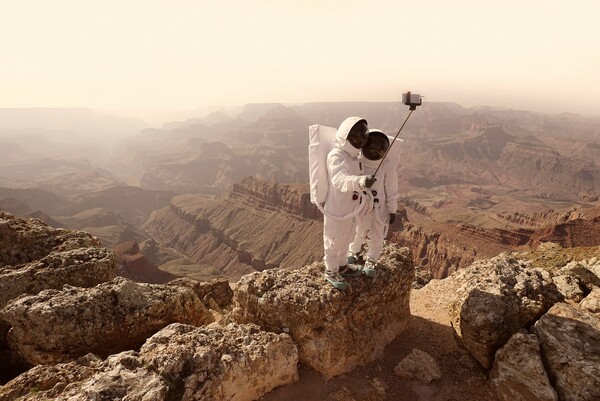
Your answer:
0,211 -> 415,400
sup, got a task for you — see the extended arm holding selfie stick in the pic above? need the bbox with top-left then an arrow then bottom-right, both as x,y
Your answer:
371,91 -> 422,178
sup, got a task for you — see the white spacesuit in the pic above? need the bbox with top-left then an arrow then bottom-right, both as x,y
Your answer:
348,130 -> 399,276
322,117 -> 373,289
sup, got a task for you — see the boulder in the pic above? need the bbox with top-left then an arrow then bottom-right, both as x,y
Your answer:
449,254 -> 561,369
2,277 -> 210,365
393,348 -> 441,383
140,323 -> 298,401
1,323 -> 298,401
533,303 -> 600,401
230,245 -> 414,378
580,287 -> 600,315
489,331 -> 557,401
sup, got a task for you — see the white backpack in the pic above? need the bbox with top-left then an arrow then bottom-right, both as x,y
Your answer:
308,124 -> 337,205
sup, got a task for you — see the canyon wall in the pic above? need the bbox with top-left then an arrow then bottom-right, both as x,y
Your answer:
143,178 -> 323,277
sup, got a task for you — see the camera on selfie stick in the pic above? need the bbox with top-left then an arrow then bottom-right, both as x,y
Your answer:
402,91 -> 423,110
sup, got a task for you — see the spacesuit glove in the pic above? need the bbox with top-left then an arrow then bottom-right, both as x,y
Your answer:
364,176 -> 377,189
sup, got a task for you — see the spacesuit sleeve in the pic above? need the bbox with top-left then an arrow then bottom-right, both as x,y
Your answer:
385,160 -> 399,213
327,151 -> 364,193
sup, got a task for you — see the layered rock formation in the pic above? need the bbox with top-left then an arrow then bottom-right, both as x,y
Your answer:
143,177 -> 323,277
392,207 -> 600,279
230,245 -> 414,378
0,247 -> 115,316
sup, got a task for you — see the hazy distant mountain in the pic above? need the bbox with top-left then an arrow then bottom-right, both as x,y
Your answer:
111,105 -> 311,192
236,103 -> 283,122
0,197 -> 64,227
162,110 -> 234,130
0,158 -> 122,196
0,108 -> 146,135
0,187 -> 75,215
109,101 -> 600,198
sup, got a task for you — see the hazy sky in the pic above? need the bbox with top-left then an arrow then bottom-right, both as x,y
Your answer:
1,0 -> 599,121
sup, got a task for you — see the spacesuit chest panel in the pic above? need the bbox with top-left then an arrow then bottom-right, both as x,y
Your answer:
352,158 -> 364,175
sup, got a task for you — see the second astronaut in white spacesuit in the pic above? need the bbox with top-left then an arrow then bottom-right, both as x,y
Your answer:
348,129 -> 399,277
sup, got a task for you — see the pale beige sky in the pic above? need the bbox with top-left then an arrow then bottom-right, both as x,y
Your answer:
1,0 -> 599,120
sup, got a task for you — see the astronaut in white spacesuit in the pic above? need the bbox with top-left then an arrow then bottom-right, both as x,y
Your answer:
347,129 -> 399,277
322,117 -> 376,290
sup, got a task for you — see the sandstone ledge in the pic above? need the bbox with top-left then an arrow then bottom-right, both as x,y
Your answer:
230,245 -> 414,378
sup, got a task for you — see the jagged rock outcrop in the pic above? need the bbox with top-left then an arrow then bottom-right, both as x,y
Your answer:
0,353 -> 102,401
533,303 -> 600,401
448,254 -> 561,369
0,247 -> 115,314
2,277 -> 210,366
0,323 -> 299,401
490,331 -> 558,401
113,241 -> 177,284
0,212 -> 116,366
143,178 -> 323,276
169,277 -> 233,310
0,211 -> 100,268
230,245 -> 414,379
550,258 -> 600,302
